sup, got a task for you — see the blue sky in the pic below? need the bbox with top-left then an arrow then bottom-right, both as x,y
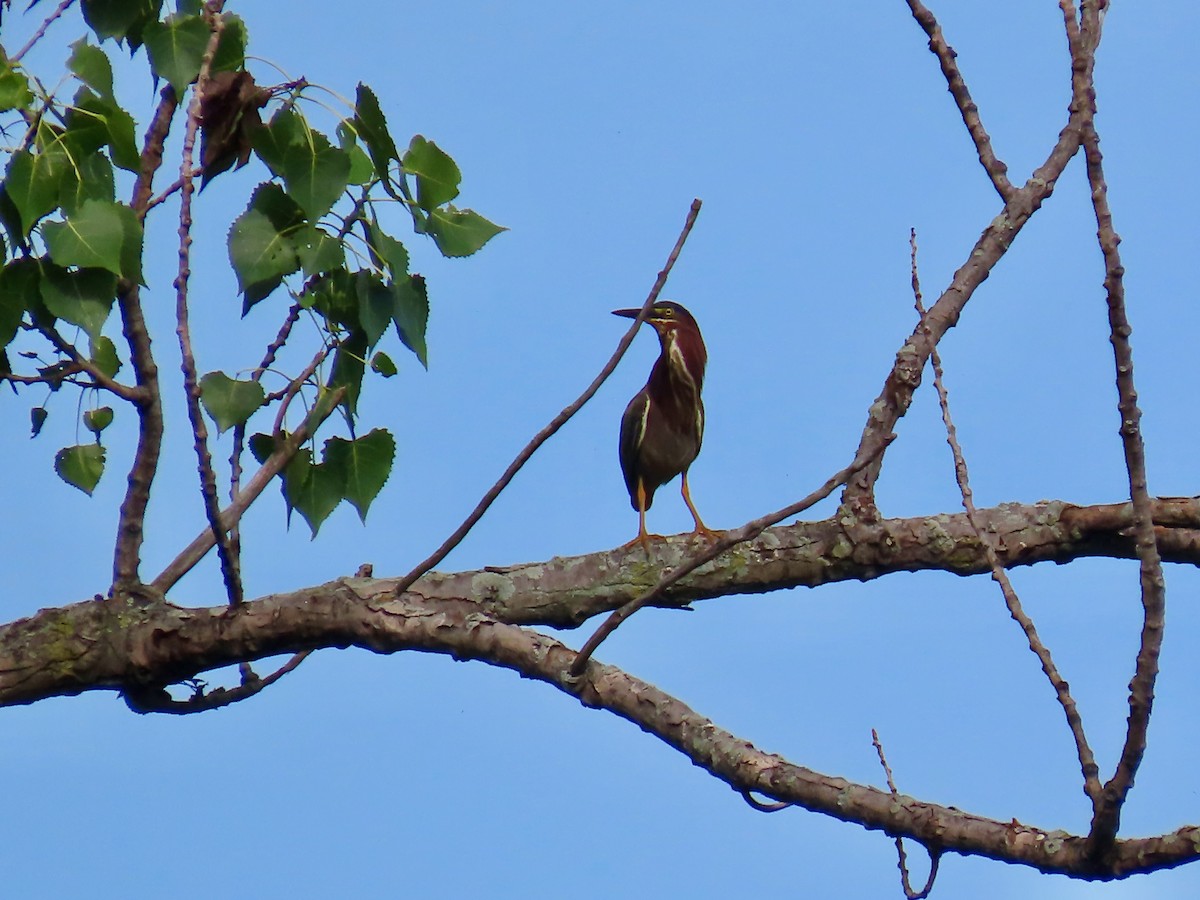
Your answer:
3,2 -> 1200,897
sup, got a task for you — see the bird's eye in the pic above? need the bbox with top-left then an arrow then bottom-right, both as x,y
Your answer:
656,306 -> 674,318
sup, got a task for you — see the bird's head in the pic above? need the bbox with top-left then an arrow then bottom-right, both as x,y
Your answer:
612,301 -> 707,383
612,301 -> 701,340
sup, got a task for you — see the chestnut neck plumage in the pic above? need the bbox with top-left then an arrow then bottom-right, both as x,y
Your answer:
647,324 -> 706,409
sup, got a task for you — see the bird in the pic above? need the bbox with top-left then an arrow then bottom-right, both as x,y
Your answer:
613,301 -> 713,550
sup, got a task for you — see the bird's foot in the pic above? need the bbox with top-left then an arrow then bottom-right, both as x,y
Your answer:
619,531 -> 666,555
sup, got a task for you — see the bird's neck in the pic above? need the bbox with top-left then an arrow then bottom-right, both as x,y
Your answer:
651,330 -> 705,398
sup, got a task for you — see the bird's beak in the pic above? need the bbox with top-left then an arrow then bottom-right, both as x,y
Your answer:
612,308 -> 642,320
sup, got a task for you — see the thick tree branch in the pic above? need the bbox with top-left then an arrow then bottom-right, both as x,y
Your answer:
2,561 -> 1199,880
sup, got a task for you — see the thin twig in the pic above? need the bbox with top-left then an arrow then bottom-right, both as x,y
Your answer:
228,303 -> 304,588
35,324 -> 141,402
150,386 -> 346,593
569,438 -> 889,677
1077,0 -> 1164,859
740,791 -> 792,813
11,0 -> 75,63
124,650 -> 312,714
872,729 -> 941,900
388,198 -> 704,600
905,0 -> 1013,200
173,4 -> 241,604
910,229 -> 1100,803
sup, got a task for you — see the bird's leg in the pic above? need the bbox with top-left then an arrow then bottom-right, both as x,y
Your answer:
620,480 -> 662,553
681,471 -> 716,540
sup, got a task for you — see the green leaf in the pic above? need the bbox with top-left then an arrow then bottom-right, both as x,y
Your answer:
5,149 -> 68,235
392,274 -> 429,368
84,406 -> 114,436
294,224 -> 344,277
55,443 -> 106,495
281,130 -> 350,220
403,135 -> 461,210
354,84 -> 398,181
338,124 -> 375,185
199,371 -> 265,433
0,51 -> 34,112
285,456 -> 343,538
328,330 -> 367,417
248,432 -> 277,465
323,428 -> 395,521
370,351 -> 397,378
365,221 -> 408,280
227,183 -> 304,309
31,407 -> 48,438
72,91 -> 139,172
251,107 -> 305,178
68,39 -> 114,100
0,258 -> 39,347
89,335 -> 122,379
211,14 -> 247,72
426,207 -> 505,258
82,0 -> 164,47
39,264 -> 117,339
116,202 -> 145,284
143,14 -> 210,96
43,199 -> 126,276
355,272 -> 393,349
59,152 -> 116,213
303,268 -> 357,329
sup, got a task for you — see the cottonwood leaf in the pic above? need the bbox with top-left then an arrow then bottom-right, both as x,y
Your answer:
426,206 -> 505,258
199,371 -> 265,433
55,444 -> 105,495
323,428 -> 395,521
403,135 -> 460,210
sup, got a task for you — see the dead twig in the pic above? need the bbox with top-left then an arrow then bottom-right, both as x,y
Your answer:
910,228 -> 1100,802
388,198 -> 705,600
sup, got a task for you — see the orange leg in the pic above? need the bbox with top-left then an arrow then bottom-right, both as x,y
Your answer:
681,471 -> 716,539
620,479 -> 662,552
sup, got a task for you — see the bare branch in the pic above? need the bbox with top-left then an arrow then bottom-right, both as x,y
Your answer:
123,651 -> 311,714
4,584 -> 1200,879
35,324 -> 142,402
872,728 -> 941,900
840,5 -> 1093,517
389,198 -> 704,599
1076,0 -> 1165,860
112,87 -> 177,591
10,0 -> 75,63
904,0 -> 1014,200
910,228 -> 1101,803
569,437 -> 889,675
150,386 -> 346,593
172,5 -> 241,606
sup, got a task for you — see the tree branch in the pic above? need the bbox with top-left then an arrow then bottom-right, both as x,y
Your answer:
2,569 -> 1199,880
1076,0 -> 1165,861
904,0 -> 1014,200
911,229 -> 1101,803
111,86 -> 177,591
840,3 -> 1093,517
388,198 -> 704,600
172,6 -> 242,606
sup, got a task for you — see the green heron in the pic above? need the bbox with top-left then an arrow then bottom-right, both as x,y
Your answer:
613,301 -> 713,549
